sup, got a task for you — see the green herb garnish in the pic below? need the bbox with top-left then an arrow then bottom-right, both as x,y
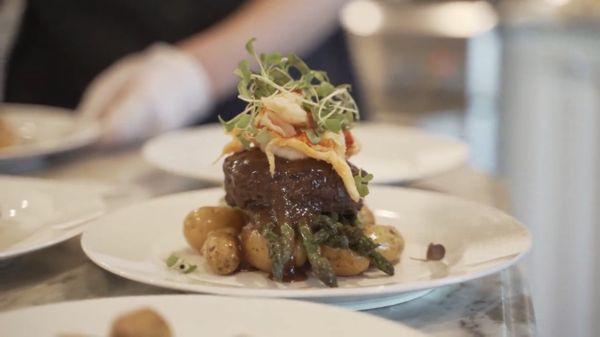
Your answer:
220,38 -> 360,140
255,129 -> 272,147
165,254 -> 197,274
306,130 -> 322,144
354,170 -> 374,197
166,254 -> 178,267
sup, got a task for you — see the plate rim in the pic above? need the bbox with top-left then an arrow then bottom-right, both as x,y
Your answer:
0,294 -> 426,336
141,124 -> 225,182
0,103 -> 100,161
0,175 -> 106,260
81,186 -> 532,299
142,123 -> 469,183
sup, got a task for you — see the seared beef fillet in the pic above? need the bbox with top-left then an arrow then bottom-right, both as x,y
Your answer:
223,148 -> 362,222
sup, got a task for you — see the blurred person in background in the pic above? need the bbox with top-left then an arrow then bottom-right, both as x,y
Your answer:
3,0 -> 358,145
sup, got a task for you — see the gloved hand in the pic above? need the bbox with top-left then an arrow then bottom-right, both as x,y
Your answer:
78,43 -> 212,145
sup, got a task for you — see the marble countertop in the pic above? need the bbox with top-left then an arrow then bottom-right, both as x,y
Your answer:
0,147 -> 536,337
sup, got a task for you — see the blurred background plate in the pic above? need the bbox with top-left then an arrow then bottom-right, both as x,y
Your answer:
352,123 -> 468,182
0,295 -> 427,337
81,186 -> 530,310
0,175 -> 106,260
143,123 -> 468,184
0,103 -> 100,162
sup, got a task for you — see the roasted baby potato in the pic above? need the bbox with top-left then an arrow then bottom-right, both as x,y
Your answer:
202,230 -> 241,275
364,225 -> 404,263
183,206 -> 246,252
321,246 -> 370,276
240,225 -> 307,273
0,119 -> 14,148
358,205 -> 375,227
110,308 -> 171,337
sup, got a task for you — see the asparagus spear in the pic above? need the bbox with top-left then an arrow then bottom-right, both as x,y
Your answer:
280,222 -> 295,268
313,229 -> 330,244
299,223 -> 337,287
325,232 -> 350,249
352,235 -> 395,276
367,250 -> 395,276
317,215 -> 347,242
340,226 -> 395,276
314,216 -> 349,248
262,225 -> 284,281
319,214 -> 396,276
352,234 -> 379,252
318,214 -> 342,231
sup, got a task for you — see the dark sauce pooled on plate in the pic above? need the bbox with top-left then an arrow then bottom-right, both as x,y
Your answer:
269,264 -> 309,283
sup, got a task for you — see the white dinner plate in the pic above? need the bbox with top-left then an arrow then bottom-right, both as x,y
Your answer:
0,295 -> 427,337
0,175 -> 106,260
81,186 -> 531,310
142,123 -> 468,183
0,104 -> 100,162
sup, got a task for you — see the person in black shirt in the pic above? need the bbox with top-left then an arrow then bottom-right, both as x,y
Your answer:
5,0 -> 357,145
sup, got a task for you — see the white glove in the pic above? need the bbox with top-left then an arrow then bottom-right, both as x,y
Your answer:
78,43 -> 213,145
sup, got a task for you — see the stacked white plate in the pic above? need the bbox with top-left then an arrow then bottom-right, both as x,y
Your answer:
143,123 -> 469,183
0,175 -> 106,260
0,104 -> 99,163
0,295 -> 427,337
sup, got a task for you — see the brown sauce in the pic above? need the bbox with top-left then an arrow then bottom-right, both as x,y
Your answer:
269,265 -> 309,283
224,149 -> 366,282
223,148 -> 363,226
237,261 -> 257,273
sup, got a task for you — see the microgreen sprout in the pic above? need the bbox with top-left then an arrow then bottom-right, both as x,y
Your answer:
354,170 -> 374,197
219,38 -> 360,140
166,254 -> 197,274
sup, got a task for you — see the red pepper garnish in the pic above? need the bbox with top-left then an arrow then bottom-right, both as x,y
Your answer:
343,129 -> 354,152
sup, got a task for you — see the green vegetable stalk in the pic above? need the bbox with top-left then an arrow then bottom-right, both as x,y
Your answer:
299,223 -> 337,287
262,225 -> 284,281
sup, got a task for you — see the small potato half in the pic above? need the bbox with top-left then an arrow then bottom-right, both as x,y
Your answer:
321,246 -> 370,276
358,205 -> 375,227
183,206 -> 246,253
202,230 -> 241,275
364,225 -> 404,263
0,119 -> 14,148
111,308 -> 171,337
240,225 -> 306,273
